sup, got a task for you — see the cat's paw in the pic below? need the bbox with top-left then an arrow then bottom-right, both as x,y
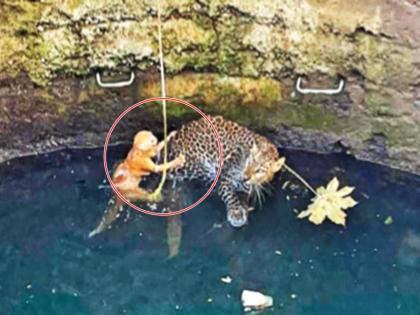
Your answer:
175,154 -> 185,167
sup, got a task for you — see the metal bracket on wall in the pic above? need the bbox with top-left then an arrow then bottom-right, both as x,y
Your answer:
96,71 -> 135,88
296,76 -> 345,95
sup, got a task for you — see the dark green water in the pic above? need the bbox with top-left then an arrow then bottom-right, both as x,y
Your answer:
0,147 -> 419,315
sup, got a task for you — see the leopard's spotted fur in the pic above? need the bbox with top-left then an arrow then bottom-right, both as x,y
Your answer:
168,115 -> 284,227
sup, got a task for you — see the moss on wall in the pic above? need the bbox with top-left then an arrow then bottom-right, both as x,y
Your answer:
0,0 -> 419,173
1,0 -> 417,87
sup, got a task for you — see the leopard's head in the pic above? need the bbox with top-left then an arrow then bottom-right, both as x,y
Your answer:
244,142 -> 285,196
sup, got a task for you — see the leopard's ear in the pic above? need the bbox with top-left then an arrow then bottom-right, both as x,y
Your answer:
272,157 -> 286,173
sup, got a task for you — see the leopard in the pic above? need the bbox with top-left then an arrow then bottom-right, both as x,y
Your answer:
167,115 -> 285,227
89,115 -> 285,237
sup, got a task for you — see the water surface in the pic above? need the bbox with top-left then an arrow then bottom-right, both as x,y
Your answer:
0,147 -> 419,314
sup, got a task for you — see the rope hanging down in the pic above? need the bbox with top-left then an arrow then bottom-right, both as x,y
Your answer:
150,2 -> 168,199
149,3 -> 316,202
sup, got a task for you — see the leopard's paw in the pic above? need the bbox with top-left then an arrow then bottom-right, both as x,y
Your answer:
227,206 -> 248,228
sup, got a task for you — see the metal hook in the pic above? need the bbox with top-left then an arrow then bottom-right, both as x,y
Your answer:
296,76 -> 345,95
96,71 -> 135,88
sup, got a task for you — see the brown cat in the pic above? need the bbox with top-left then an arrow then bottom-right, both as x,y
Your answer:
88,130 -> 184,237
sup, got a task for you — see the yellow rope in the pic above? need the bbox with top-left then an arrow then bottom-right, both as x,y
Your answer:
283,163 -> 319,196
151,1 -> 168,199
150,3 -> 316,203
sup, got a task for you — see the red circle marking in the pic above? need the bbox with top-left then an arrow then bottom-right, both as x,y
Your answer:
103,97 -> 223,216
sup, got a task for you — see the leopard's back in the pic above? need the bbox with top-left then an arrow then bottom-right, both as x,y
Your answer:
168,115 -> 268,183
168,115 -> 282,227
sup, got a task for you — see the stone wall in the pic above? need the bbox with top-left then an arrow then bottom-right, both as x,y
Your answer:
0,0 -> 419,173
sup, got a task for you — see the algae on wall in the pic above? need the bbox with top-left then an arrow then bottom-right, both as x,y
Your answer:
2,1 -> 418,85
0,0 -> 419,174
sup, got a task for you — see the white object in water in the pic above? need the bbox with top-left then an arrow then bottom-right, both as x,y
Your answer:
241,290 -> 273,312
221,276 -> 232,284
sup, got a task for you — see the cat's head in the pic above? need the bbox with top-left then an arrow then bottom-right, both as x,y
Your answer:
133,131 -> 158,150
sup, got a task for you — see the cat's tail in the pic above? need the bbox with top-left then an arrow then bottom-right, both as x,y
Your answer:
88,196 -> 124,238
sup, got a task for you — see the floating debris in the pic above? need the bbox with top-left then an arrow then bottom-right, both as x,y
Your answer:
241,290 -> 273,312
289,183 -> 302,192
220,276 -> 232,284
384,216 -> 393,225
297,177 -> 358,226
290,293 -> 297,299
275,250 -> 282,256
362,192 -> 370,199
148,203 -> 158,211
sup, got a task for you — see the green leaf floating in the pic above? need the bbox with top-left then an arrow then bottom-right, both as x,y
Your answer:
297,177 -> 358,226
